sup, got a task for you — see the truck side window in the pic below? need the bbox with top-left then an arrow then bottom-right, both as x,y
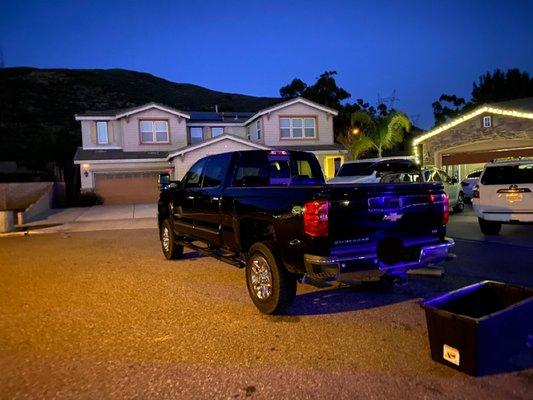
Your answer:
202,154 -> 232,188
232,153 -> 269,187
182,159 -> 205,188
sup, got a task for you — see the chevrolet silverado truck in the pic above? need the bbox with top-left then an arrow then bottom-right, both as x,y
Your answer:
158,150 -> 454,314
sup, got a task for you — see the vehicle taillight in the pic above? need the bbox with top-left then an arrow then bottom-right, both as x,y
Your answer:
472,185 -> 480,199
443,194 -> 449,225
429,193 -> 449,225
303,200 -> 329,237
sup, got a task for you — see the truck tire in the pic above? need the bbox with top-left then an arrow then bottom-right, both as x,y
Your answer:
245,241 -> 297,315
160,219 -> 184,259
478,218 -> 501,235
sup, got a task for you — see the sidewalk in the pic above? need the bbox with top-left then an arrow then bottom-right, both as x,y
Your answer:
3,204 -> 157,236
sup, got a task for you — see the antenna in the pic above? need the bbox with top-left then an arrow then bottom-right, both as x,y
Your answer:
377,89 -> 399,110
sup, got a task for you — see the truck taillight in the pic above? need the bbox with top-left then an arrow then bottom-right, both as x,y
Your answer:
303,200 -> 329,237
472,185 -> 480,199
429,193 -> 449,225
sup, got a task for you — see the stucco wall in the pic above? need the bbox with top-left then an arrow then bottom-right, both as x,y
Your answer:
252,103 -> 335,147
0,182 -> 53,210
121,108 -> 188,152
420,114 -> 533,164
81,120 -> 123,148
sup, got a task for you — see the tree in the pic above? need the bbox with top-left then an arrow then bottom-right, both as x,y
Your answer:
278,71 -> 351,109
472,68 -> 533,103
431,68 -> 533,125
339,111 -> 412,159
432,94 -> 466,125
279,78 -> 307,98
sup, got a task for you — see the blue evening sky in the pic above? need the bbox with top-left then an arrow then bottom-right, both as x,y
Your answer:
1,0 -> 532,128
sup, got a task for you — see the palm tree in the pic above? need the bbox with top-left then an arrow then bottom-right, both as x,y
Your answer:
342,111 -> 412,159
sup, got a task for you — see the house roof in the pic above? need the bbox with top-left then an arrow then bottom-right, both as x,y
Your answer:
271,143 -> 347,153
74,147 -> 168,163
75,102 -> 190,120
413,96 -> 533,146
487,97 -> 533,112
188,111 -> 254,124
167,134 -> 270,160
243,97 -> 339,125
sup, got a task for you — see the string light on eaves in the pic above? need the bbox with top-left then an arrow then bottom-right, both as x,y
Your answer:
412,107 -> 533,146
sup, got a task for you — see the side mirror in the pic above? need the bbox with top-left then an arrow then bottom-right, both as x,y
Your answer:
158,173 -> 171,189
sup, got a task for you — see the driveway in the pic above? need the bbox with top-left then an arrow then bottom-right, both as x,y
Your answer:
16,204 -> 157,234
0,228 -> 531,399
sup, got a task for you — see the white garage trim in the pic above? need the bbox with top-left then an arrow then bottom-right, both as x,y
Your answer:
167,134 -> 270,160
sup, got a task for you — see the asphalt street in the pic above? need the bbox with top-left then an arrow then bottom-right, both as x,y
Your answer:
0,208 -> 532,399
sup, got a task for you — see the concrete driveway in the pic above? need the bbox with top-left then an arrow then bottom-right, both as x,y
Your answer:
16,203 -> 157,234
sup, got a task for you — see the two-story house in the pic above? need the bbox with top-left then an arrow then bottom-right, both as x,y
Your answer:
74,98 -> 346,204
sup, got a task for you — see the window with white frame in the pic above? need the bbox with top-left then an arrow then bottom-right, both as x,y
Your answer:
211,127 -> 224,137
256,120 -> 262,140
279,117 -> 316,139
140,120 -> 169,143
189,127 -> 203,144
96,121 -> 109,144
483,116 -> 492,128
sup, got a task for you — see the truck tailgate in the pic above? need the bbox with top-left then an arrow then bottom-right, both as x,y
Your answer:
326,183 -> 447,244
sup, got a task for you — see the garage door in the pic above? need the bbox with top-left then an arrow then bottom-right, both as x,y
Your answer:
94,172 -> 161,204
442,147 -> 533,165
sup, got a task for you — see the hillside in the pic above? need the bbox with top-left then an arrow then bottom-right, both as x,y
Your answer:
0,67 -> 280,171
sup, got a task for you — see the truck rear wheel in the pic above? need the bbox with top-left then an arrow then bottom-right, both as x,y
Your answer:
478,218 -> 501,235
245,241 -> 297,315
160,220 -> 184,259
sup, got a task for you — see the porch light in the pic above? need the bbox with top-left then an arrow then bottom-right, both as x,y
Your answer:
351,128 -> 360,135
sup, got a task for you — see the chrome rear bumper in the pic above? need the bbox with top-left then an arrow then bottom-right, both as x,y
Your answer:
303,238 -> 455,281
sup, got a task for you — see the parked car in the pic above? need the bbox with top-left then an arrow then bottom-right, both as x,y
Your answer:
421,166 -> 465,213
158,150 -> 454,314
472,158 -> 533,235
461,170 -> 483,201
328,156 -> 419,184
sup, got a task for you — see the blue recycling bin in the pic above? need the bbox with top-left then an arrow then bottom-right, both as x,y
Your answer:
421,280 -> 533,376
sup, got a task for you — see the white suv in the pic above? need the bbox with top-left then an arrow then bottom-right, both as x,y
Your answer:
473,159 -> 533,235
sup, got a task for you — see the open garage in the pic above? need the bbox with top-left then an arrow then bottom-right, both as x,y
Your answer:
414,97 -> 533,180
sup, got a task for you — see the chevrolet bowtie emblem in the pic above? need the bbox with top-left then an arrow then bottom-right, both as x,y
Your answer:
383,212 -> 403,222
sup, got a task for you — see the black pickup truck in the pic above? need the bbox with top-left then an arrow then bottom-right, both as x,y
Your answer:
158,150 -> 454,314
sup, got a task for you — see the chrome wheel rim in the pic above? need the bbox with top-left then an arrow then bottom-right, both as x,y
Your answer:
250,255 -> 273,300
162,227 -> 170,252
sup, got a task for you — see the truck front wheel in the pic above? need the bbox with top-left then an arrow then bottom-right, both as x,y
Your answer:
245,241 -> 297,315
160,220 -> 184,259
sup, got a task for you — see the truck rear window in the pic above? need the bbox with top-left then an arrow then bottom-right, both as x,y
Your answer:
232,152 -> 324,186
481,164 -> 533,185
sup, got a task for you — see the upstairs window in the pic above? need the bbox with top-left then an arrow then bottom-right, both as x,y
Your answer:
140,120 -> 169,143
96,121 -> 109,144
483,116 -> 492,128
256,120 -> 262,140
189,127 -> 203,144
211,127 -> 224,138
279,117 -> 316,139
